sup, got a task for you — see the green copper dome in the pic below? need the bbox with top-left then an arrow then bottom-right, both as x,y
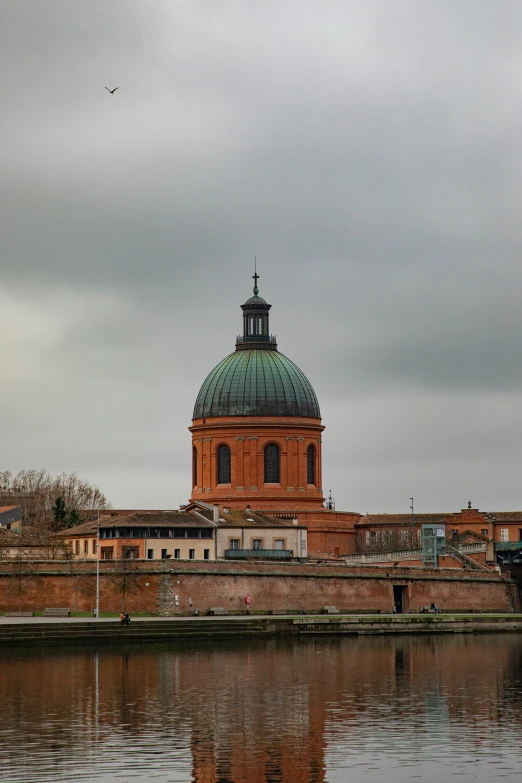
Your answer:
193,348 -> 321,419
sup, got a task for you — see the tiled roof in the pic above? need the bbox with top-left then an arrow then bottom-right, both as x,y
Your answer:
83,509 -> 177,518
0,505 -> 21,514
487,511 -> 522,522
54,511 -> 215,537
53,520 -> 100,537
193,506 -> 300,528
99,512 -> 214,529
356,513 -> 450,528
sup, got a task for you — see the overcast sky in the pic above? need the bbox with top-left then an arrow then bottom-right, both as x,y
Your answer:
1,1 -> 521,513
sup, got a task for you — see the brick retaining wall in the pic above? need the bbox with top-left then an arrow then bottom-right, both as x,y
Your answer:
0,560 -> 518,614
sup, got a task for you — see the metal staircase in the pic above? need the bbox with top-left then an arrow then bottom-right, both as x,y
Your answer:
445,545 -> 496,572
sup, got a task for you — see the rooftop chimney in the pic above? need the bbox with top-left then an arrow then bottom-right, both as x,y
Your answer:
213,504 -> 219,524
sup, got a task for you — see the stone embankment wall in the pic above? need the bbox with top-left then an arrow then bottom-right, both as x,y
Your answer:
0,560 -> 518,614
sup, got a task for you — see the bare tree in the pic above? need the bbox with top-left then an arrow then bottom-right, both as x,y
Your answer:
4,549 -> 42,612
0,470 -> 110,532
356,529 -> 412,555
108,553 -> 143,613
67,557 -> 97,613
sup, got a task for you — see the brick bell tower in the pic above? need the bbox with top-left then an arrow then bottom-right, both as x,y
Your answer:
189,273 -> 324,510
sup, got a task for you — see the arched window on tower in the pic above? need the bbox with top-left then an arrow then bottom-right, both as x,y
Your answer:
264,443 -> 280,483
192,446 -> 198,488
217,444 -> 231,484
307,444 -> 316,485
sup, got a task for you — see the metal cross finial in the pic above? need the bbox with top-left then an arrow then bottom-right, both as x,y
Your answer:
252,258 -> 259,295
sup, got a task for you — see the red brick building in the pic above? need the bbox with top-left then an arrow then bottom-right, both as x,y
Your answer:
187,279 -> 522,564
188,276 -> 365,555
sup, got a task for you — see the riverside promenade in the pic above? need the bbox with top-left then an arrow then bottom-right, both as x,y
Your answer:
1,613 -> 522,646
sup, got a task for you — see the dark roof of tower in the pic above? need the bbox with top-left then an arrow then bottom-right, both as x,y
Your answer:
243,294 -> 267,305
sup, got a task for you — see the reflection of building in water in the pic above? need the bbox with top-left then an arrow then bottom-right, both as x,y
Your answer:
189,644 -> 326,783
1,636 -> 522,782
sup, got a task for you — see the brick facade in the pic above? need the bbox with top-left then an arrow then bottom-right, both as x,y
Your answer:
190,415 -> 325,509
0,560 -> 517,614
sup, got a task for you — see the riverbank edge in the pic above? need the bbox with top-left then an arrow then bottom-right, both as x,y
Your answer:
1,614 -> 522,647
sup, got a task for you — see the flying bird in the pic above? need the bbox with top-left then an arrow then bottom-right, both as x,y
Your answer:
105,86 -> 119,94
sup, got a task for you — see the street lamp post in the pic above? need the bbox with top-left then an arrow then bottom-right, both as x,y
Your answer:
95,511 -> 100,618
410,497 -> 415,550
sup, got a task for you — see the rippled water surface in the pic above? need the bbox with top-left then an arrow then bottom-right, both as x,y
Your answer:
1,633 -> 522,782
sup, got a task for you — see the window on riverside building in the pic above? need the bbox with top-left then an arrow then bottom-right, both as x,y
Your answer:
84,540 -> 89,555
217,444 -> 231,484
75,541 -> 80,555
252,539 -> 262,550
204,549 -> 210,560
230,539 -> 240,550
192,446 -> 198,488
189,549 -> 195,560
482,529 -> 488,537
501,528 -> 509,542
274,539 -> 285,550
264,443 -> 280,483
174,549 -> 180,559
307,444 -> 316,485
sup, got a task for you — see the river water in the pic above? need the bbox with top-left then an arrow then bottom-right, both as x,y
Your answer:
0,633 -> 521,782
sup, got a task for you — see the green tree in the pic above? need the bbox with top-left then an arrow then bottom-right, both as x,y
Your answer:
67,509 -> 81,528
53,496 -> 67,527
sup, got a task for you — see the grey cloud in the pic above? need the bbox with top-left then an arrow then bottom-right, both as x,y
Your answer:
1,1 -> 521,511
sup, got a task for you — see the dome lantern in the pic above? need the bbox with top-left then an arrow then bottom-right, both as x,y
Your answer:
237,271 -> 277,350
